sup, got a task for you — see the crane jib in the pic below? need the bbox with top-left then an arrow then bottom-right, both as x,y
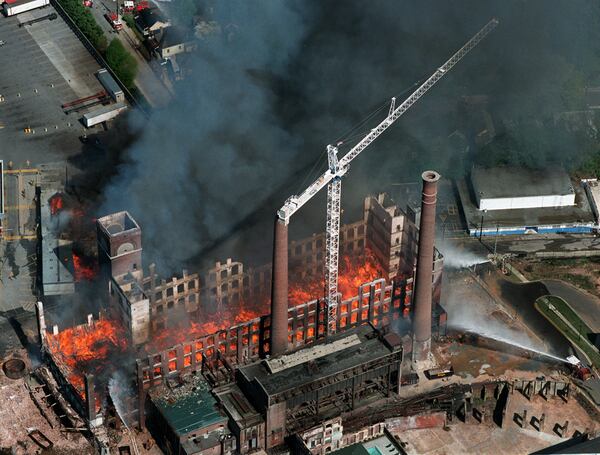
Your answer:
277,18 -> 498,338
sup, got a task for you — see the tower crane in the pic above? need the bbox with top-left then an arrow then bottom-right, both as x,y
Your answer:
277,18 -> 499,338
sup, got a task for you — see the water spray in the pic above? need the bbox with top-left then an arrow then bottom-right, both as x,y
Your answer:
461,329 -> 569,364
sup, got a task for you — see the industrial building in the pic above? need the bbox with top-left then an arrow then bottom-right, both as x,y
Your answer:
237,326 -> 403,449
458,166 -> 596,236
472,166 -> 576,211
33,170 -> 448,453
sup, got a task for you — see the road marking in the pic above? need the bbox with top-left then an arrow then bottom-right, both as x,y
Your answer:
2,235 -> 37,241
3,204 -> 35,210
3,169 -> 38,174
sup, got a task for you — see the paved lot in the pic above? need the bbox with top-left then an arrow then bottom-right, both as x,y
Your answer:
0,9 -> 108,316
0,6 -> 103,166
0,168 -> 38,315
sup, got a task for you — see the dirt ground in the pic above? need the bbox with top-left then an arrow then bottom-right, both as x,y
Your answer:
435,342 -> 561,380
0,371 -> 93,454
400,386 -> 600,455
514,257 -> 600,297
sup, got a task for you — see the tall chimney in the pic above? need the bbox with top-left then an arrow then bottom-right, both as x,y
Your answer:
412,170 -> 440,363
270,217 -> 289,357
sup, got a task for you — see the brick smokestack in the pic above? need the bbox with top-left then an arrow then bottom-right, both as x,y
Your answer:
412,170 -> 440,363
270,217 -> 288,357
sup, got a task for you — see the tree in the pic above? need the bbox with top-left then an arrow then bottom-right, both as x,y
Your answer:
105,39 -> 138,90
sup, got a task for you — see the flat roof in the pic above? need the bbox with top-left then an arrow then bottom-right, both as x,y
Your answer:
457,179 -> 595,231
96,69 -> 123,95
214,384 -> 263,427
83,102 -> 127,119
149,374 -> 226,436
40,188 -> 74,295
471,166 -> 574,200
333,434 -> 402,455
4,0 -> 44,6
239,327 -> 397,397
265,334 -> 361,374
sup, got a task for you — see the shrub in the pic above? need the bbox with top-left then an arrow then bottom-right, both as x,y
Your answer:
105,38 -> 138,90
57,0 -> 107,51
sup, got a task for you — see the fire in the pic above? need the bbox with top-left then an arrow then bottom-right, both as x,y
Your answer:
72,251 -> 98,281
149,304 -> 264,350
46,319 -> 128,397
49,194 -> 63,215
289,249 -> 384,306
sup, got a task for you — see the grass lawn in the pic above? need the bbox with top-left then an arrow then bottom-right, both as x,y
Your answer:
535,295 -> 600,369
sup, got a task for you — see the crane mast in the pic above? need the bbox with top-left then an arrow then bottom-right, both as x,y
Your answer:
277,18 -> 498,338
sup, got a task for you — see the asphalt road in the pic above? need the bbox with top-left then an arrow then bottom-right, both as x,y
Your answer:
543,279 -> 600,333
89,0 -> 173,108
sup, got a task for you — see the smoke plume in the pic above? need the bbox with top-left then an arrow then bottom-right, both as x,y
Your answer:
97,1 -> 600,274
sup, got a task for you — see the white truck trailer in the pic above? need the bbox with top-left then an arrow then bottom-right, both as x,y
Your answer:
82,102 -> 127,128
3,0 -> 49,17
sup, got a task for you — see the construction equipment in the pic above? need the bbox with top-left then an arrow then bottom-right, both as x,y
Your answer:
276,18 -> 499,338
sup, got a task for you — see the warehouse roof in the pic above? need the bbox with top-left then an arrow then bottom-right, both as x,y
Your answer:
149,374 -> 226,436
456,178 -> 595,233
239,327 -> 398,397
471,166 -> 574,199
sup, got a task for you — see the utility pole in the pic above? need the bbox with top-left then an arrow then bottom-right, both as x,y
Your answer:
493,223 -> 499,255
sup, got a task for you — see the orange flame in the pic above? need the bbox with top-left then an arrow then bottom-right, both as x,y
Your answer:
289,249 -> 384,306
149,304 -> 264,350
49,194 -> 63,216
46,319 -> 128,397
72,252 -> 98,281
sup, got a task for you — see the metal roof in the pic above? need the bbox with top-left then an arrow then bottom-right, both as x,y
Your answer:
471,165 -> 574,200
40,187 -> 74,296
149,374 -> 226,436
83,102 -> 127,120
240,327 -> 397,397
96,69 -> 122,96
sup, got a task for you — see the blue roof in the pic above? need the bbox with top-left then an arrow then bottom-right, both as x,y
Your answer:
151,375 -> 226,436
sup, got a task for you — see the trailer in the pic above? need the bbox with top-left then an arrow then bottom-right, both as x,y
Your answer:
96,69 -> 124,103
3,0 -> 49,17
82,102 -> 127,128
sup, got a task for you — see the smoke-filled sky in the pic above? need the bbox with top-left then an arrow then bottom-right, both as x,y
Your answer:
99,1 -> 600,273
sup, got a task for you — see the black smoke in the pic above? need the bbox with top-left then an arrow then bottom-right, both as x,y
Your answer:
98,1 -> 600,274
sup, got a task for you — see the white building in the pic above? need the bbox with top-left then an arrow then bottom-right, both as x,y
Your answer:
471,166 -> 575,211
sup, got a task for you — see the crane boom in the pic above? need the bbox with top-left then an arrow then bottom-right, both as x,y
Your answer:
276,18 -> 498,338
277,17 -> 498,225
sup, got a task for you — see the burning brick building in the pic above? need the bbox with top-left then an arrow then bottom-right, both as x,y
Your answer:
36,188 -> 446,453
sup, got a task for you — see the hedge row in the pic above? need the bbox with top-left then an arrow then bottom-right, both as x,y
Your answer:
56,0 -> 139,93
57,0 -> 107,51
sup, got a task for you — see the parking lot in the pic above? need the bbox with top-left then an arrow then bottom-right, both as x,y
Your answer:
0,6 -> 111,317
0,5 -> 104,167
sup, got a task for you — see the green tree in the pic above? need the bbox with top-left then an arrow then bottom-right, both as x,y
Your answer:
105,38 -> 138,90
